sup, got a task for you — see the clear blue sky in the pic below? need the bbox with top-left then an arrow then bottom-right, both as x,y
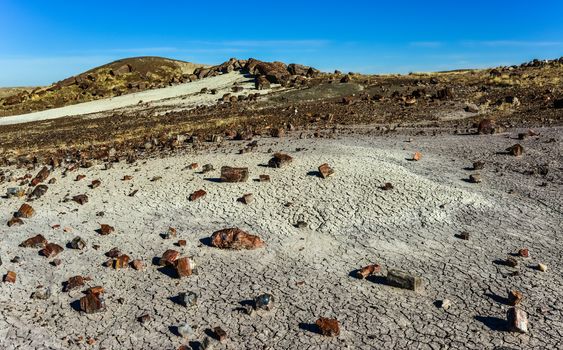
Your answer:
1,0 -> 562,86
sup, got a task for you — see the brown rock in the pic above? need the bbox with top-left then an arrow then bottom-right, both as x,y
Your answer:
508,290 -> 523,306
80,292 -> 106,314
211,228 -> 265,250
113,254 -> 130,269
412,152 -> 422,161
75,174 -> 86,181
505,257 -> 518,267
7,217 -> 24,227
356,264 -> 381,279
318,163 -> 334,178
122,175 -> 133,181
15,203 -> 35,218
105,247 -> 121,258
90,179 -> 101,189
86,286 -> 104,295
189,189 -> 207,201
4,271 -> 16,283
175,257 -> 194,278
220,166 -> 249,182
64,276 -> 86,292
518,248 -> 529,258
28,184 -> 48,200
387,269 -> 422,291
270,128 -> 285,138
507,307 -> 528,333
41,243 -> 64,258
478,119 -> 497,134
20,234 -> 47,248
240,193 -> 253,204
131,259 -> 144,270
255,75 -> 271,90
381,182 -> 394,190
160,249 -> 180,266
31,167 -> 50,186
469,174 -> 482,183
473,161 -> 485,170
315,317 -> 340,336
268,153 -> 293,168
72,194 -> 88,205
212,327 -> 228,342
506,144 -> 523,156
99,224 -> 115,235
258,174 -> 271,182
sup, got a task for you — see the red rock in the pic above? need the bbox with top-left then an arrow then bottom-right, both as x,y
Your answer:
315,317 -> 340,336
518,248 -> 529,258
31,166 -> 50,186
508,290 -> 523,306
75,174 -> 86,181
175,257 -> 194,278
318,163 -> 334,178
189,189 -> 207,201
213,326 -> 228,342
19,234 -> 47,248
113,254 -> 130,269
80,292 -> 106,314
356,264 -> 381,279
259,174 -> 271,182
131,259 -> 144,270
7,217 -> 24,227
86,286 -> 104,295
64,276 -> 86,292
188,163 -> 198,170
507,307 -> 528,333
412,152 -> 422,161
268,153 -> 293,168
41,243 -> 64,258
220,166 -> 249,182
72,194 -> 88,205
15,203 -> 35,218
177,240 -> 187,247
90,179 -> 101,189
506,144 -> 523,156
99,224 -> 115,235
4,271 -> 16,283
211,228 -> 265,250
160,249 -> 180,266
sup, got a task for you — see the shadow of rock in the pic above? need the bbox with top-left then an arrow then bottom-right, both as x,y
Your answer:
298,322 -> 320,334
474,315 -> 507,331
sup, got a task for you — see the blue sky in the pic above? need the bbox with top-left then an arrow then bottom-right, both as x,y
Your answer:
1,0 -> 562,86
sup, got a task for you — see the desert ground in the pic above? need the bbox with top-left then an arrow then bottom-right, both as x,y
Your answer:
0,57 -> 562,350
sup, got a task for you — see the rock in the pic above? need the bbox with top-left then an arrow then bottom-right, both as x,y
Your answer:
356,264 -> 381,279
177,239 -> 187,247
537,263 -> 547,272
436,87 -> 454,100
90,179 -> 101,189
31,287 -> 51,300
340,75 -> 351,83
268,153 -> 293,168
4,271 -> 16,283
175,257 -> 195,278
507,307 -> 528,333
240,193 -> 253,204
80,292 -> 106,314
6,187 -> 25,198
554,99 -> 563,109
258,174 -> 270,182
318,163 -> 334,178
456,232 -> 470,240
31,167 -> 50,186
380,183 -> 394,190
177,323 -> 194,338
7,217 -> 24,227
412,152 -> 422,161
113,254 -> 130,269
386,269 -> 422,292
11,256 -> 23,264
478,119 -> 497,134
99,224 -> 115,235
181,291 -> 198,307
159,249 -> 180,266
70,236 -> 86,250
63,276 -> 86,292
211,228 -> 265,250
438,299 -> 452,310
29,184 -> 48,200
212,327 -> 228,342
505,257 -> 518,267
20,234 -> 47,248
473,161 -> 485,170
41,243 -> 64,258
294,221 -> 307,229
15,203 -> 35,218
105,247 -> 121,258
506,144 -> 523,156
72,194 -> 88,205
131,259 -> 144,270
162,227 -> 177,239
189,189 -> 207,201
469,174 -> 482,183
518,248 -> 529,258
254,293 -> 274,311
464,103 -> 479,113
75,174 -> 86,181
508,290 -> 523,306
270,127 -> 285,138
202,164 -> 214,173
315,317 -> 340,336
255,75 -> 271,90
220,166 -> 249,182
51,258 -> 62,266
138,314 -> 151,324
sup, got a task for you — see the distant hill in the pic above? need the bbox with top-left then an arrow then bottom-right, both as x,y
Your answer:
0,57 -> 207,116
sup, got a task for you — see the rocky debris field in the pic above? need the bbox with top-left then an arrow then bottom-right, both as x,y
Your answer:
0,126 -> 561,349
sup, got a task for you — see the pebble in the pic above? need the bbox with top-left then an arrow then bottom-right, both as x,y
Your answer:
181,291 -> 198,307
177,323 -> 194,338
254,293 -> 274,311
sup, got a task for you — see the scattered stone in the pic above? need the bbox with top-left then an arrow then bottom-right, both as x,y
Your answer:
318,163 -> 334,178
473,161 -> 485,170
211,228 -> 265,250
80,291 -> 106,314
438,299 -> 452,310
75,175 -> 86,181
87,286 -> 104,295
70,236 -> 86,250
518,248 -> 529,258
128,189 -> 138,197
506,144 -> 523,156
315,317 -> 340,336
20,234 -> 47,248
131,259 -> 144,270
161,227 -> 177,239
6,187 -> 25,198
7,217 -> 24,227
159,249 -> 180,266
175,257 -> 195,278
4,271 -> 16,283
295,221 -> 308,229
202,164 -> 214,173
138,314 -> 151,324
177,239 -> 187,247
180,291 -> 198,307
105,247 -> 121,258
212,327 -> 228,342
412,152 -> 422,161
99,224 -> 115,235
456,232 -> 470,240
505,257 -> 518,267
150,176 -> 162,182
64,276 -> 86,292
268,153 -> 293,168
469,174 -> 482,183
464,103 -> 479,113
31,167 -> 50,186
10,256 -> 23,264
239,193 -> 253,204
122,175 -> 133,181
258,174 -> 270,182
15,203 -> 35,218
254,293 -> 274,311
380,182 -> 393,190
29,184 -> 48,200
356,264 -> 381,279
537,263 -> 547,272
386,269 -> 422,292
41,243 -> 64,258
507,307 -> 528,333
113,254 -> 130,269
189,189 -> 207,201
220,166 -> 249,182
508,290 -> 523,306
31,287 -> 51,300
51,258 -> 62,266
90,180 -> 101,189
177,323 -> 194,338
72,194 -> 88,205
478,118 -> 497,134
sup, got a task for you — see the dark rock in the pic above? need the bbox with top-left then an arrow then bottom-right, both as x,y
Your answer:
20,234 -> 47,248
70,236 -> 86,250
268,153 -> 293,168
41,243 -> 64,258
386,269 -> 422,291
315,317 -> 340,336
220,166 -> 248,182
211,228 -> 265,250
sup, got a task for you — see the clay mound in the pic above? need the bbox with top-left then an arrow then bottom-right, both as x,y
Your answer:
0,57 -> 207,116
